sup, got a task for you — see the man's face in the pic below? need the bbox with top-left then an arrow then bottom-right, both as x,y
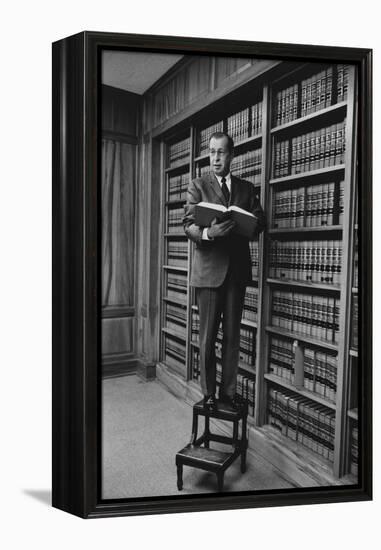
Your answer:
209,136 -> 233,177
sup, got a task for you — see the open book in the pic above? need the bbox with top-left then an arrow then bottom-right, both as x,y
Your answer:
194,202 -> 258,239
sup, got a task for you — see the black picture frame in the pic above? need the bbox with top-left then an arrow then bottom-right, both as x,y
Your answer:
52,31 -> 372,518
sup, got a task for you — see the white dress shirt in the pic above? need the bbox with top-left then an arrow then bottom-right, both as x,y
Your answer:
202,173 -> 232,240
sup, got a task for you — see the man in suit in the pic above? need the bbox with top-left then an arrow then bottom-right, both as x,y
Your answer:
183,132 -> 265,411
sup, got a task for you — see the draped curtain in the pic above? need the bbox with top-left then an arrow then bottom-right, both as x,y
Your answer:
101,138 -> 136,308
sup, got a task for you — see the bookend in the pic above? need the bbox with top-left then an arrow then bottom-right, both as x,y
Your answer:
176,399 -> 248,492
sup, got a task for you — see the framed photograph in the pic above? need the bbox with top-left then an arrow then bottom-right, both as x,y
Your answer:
52,31 -> 372,518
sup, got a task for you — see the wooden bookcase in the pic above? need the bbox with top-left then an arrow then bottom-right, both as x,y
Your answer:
159,61 -> 357,479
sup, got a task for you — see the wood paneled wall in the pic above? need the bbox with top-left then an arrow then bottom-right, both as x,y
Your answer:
101,86 -> 140,377
142,56 -> 277,135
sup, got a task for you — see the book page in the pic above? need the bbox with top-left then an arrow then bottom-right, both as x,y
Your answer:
197,201 -> 227,212
228,205 -> 256,217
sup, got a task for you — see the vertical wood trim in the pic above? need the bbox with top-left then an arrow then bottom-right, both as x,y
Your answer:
210,57 -> 217,91
333,65 -> 358,477
186,126 -> 196,379
156,139 -> 165,363
254,84 -> 272,426
159,139 -> 166,365
132,144 -> 139,360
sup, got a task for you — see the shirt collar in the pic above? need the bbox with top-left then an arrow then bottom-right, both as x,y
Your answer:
215,172 -> 231,188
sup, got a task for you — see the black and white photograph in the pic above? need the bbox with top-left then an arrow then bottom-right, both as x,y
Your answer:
99,48 -> 363,500
2,0 -> 379,544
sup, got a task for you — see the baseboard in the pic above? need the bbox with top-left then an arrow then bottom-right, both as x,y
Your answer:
102,354 -> 138,379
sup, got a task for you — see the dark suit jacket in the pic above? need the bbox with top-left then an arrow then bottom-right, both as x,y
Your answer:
183,173 -> 265,287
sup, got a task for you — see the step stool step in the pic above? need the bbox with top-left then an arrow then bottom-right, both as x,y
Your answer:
177,445 -> 233,468
193,399 -> 247,420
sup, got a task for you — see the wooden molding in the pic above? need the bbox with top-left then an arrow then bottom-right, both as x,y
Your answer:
101,305 -> 135,318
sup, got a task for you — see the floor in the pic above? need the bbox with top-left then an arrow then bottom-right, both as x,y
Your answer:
102,374 -> 294,499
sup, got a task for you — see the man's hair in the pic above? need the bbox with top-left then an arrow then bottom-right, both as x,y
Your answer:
209,132 -> 234,154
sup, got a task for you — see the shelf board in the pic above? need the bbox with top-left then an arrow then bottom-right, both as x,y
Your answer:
265,325 -> 338,351
165,199 -> 186,206
269,164 -> 345,186
270,101 -> 347,135
162,327 -> 187,340
194,152 -> 209,163
347,408 -> 358,420
163,265 -> 188,272
269,225 -> 343,234
267,278 -> 341,292
165,160 -> 190,173
349,348 -> 358,357
190,341 -> 256,376
163,296 -> 188,307
166,314 -> 187,326
164,233 -> 187,238
264,373 -> 336,410
241,318 -> 258,329
163,349 -> 187,363
231,133 -> 262,151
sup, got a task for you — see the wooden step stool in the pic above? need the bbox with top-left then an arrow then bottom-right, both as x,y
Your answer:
176,399 -> 248,492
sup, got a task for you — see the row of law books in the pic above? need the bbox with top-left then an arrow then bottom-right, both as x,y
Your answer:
226,101 -> 263,143
166,272 -> 188,303
192,348 -> 256,415
350,421 -> 358,476
243,286 -> 258,323
268,386 -> 335,461
351,295 -> 358,350
231,149 -> 262,185
268,240 -> 343,285
165,302 -> 187,328
272,181 -> 344,229
164,333 -> 186,371
228,107 -> 250,143
273,84 -> 298,127
168,173 -> 189,201
198,120 -> 224,156
273,121 -> 346,178
336,64 -> 350,104
249,241 -> 259,279
168,137 -> 191,167
353,231 -> 358,288
167,241 -> 188,268
273,65 -> 349,128
197,164 -> 211,178
268,337 -> 337,401
301,67 -> 335,118
167,207 -> 184,233
271,290 -> 340,343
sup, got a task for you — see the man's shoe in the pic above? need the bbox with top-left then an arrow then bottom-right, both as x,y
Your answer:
203,394 -> 217,412
219,393 -> 241,411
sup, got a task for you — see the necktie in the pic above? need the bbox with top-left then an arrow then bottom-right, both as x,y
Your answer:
221,176 -> 230,203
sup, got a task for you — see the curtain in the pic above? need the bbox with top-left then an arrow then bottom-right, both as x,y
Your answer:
101,138 -> 136,308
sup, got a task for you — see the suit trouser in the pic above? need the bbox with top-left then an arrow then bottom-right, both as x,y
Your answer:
195,269 -> 246,398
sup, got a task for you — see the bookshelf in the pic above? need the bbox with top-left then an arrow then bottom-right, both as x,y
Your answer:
159,62 -> 357,479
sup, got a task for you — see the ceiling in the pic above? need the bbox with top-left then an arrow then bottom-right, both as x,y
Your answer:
102,50 -> 184,95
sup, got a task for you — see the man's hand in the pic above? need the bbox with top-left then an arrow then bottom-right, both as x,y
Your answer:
207,217 -> 235,239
